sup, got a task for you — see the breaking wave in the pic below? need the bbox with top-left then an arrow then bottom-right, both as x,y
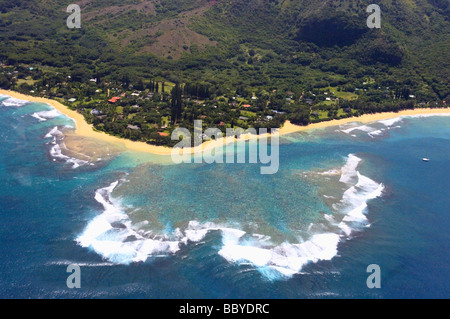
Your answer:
216,155 -> 384,279
405,113 -> 450,119
45,126 -> 91,169
76,180 -> 181,264
378,117 -> 403,127
1,96 -> 30,107
341,114 -> 450,139
31,109 -> 63,122
339,117 -> 404,138
76,154 -> 384,280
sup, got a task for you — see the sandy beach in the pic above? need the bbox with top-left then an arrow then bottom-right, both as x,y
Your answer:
0,89 -> 176,155
1,89 -> 449,156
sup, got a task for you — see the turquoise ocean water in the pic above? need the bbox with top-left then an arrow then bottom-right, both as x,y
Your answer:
0,93 -> 449,298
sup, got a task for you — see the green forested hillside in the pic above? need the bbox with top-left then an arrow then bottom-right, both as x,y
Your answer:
1,0 -> 448,97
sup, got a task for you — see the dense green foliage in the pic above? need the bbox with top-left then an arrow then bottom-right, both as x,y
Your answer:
0,0 -> 448,146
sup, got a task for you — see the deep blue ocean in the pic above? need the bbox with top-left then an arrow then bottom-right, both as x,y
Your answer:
0,94 -> 449,299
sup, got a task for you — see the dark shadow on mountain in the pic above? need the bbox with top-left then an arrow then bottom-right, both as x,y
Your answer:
355,33 -> 404,66
296,11 -> 368,47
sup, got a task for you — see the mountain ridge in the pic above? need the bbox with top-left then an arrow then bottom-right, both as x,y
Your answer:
0,0 -> 449,99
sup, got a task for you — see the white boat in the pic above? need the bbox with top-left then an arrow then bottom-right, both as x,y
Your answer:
423,158 -> 430,162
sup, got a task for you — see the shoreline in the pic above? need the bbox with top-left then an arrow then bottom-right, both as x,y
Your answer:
1,89 -> 450,156
0,89 -> 176,155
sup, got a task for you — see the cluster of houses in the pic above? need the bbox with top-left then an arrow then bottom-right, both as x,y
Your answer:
56,78 -> 439,138
107,91 -> 155,104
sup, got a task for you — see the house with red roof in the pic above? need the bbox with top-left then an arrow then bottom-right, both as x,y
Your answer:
108,97 -> 120,103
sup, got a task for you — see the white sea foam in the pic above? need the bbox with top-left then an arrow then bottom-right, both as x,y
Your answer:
46,126 -> 89,169
338,156 -> 384,228
45,126 -> 62,139
216,154 -> 383,278
378,117 -> 403,127
339,154 -> 361,185
183,221 -> 214,243
368,129 -> 384,138
341,119 -> 408,138
50,144 -> 88,169
218,233 -> 341,277
77,181 -> 182,264
330,156 -> 384,236
341,125 -> 376,135
344,126 -> 387,138
31,109 -> 62,122
77,186 -> 269,266
405,113 -> 450,118
77,154 -> 384,279
376,114 -> 450,130
1,97 -> 30,107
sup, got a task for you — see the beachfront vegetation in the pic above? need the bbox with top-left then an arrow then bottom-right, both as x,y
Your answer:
0,0 -> 448,146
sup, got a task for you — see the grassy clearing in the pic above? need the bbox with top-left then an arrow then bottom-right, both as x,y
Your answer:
17,77 -> 37,86
240,110 -> 257,118
324,86 -> 358,100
